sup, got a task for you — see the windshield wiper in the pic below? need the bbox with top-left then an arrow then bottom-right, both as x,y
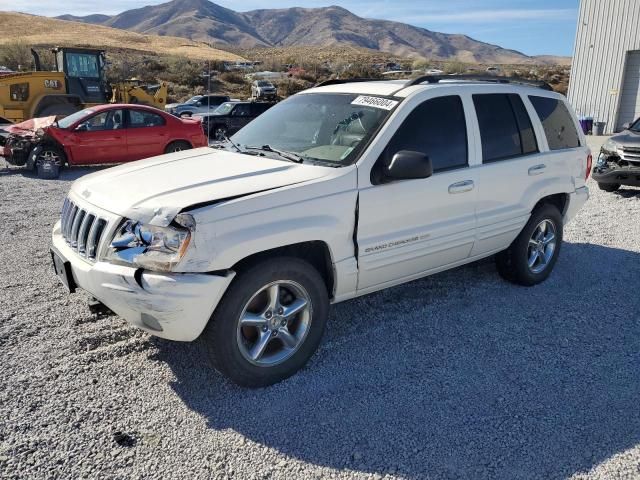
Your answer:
220,133 -> 244,153
245,145 -> 304,163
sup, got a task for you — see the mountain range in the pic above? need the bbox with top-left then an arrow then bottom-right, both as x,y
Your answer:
57,0 -> 569,65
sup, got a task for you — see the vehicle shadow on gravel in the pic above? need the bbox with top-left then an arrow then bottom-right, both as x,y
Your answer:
152,241 -> 640,479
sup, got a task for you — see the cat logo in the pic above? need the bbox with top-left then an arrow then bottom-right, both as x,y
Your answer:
44,80 -> 61,89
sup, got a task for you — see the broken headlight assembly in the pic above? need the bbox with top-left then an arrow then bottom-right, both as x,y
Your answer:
105,214 -> 195,272
597,139 -> 620,168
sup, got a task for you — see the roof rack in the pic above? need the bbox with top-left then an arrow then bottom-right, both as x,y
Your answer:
313,74 -> 553,92
404,74 -> 553,91
314,78 -> 390,88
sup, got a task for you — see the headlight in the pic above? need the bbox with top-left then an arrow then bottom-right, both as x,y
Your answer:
105,213 -> 195,272
602,139 -> 619,153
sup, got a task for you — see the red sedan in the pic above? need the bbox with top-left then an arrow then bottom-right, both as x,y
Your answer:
1,104 -> 207,178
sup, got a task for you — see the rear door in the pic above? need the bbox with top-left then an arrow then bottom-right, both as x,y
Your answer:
357,94 -> 478,293
125,109 -> 169,161
470,92 -> 574,257
67,109 -> 127,164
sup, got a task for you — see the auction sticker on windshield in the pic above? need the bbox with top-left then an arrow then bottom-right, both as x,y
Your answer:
351,96 -> 398,110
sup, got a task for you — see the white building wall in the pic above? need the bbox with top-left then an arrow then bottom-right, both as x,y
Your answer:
568,0 -> 640,134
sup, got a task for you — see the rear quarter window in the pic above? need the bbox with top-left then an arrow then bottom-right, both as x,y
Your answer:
529,96 -> 580,150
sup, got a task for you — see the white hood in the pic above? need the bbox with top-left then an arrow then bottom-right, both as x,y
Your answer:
71,148 -> 334,225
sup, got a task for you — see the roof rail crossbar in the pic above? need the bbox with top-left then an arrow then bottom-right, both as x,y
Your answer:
404,74 -> 553,91
314,78 -> 389,88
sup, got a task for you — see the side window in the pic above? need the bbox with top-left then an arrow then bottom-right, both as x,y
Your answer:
128,110 -> 166,128
233,105 -> 252,116
473,93 -> 538,163
384,95 -> 468,173
82,109 -> 124,131
529,96 -> 580,150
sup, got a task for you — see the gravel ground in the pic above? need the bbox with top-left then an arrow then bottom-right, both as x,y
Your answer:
1,137 -> 639,480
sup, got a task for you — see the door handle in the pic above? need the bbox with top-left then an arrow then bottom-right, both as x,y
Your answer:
528,164 -> 547,176
448,180 -> 474,194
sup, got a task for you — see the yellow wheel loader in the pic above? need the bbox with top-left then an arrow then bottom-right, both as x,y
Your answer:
0,47 -> 167,124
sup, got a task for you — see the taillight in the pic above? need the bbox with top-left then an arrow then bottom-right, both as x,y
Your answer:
585,154 -> 592,180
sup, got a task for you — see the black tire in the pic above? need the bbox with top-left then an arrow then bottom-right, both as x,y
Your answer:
212,125 -> 228,141
164,141 -> 192,154
496,203 -> 563,286
201,257 -> 329,388
597,182 -> 620,192
31,145 -> 65,179
36,103 -> 79,118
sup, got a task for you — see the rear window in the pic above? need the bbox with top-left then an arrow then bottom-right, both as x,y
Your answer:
473,93 -> 538,163
529,96 -> 580,150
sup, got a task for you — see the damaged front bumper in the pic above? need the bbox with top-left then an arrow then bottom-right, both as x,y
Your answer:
52,221 -> 235,341
593,149 -> 640,186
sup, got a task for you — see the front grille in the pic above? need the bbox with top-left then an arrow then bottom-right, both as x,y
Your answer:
60,198 -> 108,261
620,146 -> 640,164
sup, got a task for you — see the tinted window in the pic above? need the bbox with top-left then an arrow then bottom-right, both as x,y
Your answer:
128,110 -> 165,128
529,96 -> 580,150
232,105 -> 252,116
474,93 -> 538,162
384,95 -> 467,173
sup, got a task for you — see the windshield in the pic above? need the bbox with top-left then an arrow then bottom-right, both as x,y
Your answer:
57,108 -> 95,129
215,102 -> 235,115
630,118 -> 640,132
257,81 -> 272,87
231,93 -> 396,165
186,96 -> 202,104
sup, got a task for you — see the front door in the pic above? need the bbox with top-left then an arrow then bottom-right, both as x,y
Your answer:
357,95 -> 477,293
68,109 -> 127,164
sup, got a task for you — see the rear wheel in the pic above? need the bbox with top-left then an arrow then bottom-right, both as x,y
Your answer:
496,203 -> 563,286
201,257 -> 329,387
32,145 -> 65,179
164,141 -> 192,154
597,182 -> 620,192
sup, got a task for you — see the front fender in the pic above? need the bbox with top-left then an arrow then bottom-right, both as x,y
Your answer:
176,168 -> 359,274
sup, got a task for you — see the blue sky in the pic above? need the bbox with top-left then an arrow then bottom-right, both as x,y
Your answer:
2,0 -> 579,56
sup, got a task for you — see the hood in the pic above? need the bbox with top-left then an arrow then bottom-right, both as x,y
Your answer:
165,103 -> 180,110
610,130 -> 640,147
71,148 -> 334,226
7,116 -> 57,138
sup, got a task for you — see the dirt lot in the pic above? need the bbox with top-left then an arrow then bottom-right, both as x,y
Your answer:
0,137 -> 639,480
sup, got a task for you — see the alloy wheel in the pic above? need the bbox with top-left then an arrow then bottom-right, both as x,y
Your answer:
527,219 -> 557,274
236,280 -> 312,367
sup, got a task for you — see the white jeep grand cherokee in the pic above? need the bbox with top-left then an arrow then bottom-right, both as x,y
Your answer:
51,76 -> 590,387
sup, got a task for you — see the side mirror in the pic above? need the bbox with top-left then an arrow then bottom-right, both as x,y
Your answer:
385,150 -> 433,180
75,123 -> 88,132
622,122 -> 631,130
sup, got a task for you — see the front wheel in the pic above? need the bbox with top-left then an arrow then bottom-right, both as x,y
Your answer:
201,257 -> 329,387
496,203 -> 563,286
31,145 -> 65,179
212,125 -> 228,141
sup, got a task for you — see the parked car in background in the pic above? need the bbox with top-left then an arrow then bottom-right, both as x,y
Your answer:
51,77 -> 590,387
166,95 -> 231,117
251,80 -> 277,100
195,101 -> 274,140
1,104 -> 207,178
593,117 -> 640,191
